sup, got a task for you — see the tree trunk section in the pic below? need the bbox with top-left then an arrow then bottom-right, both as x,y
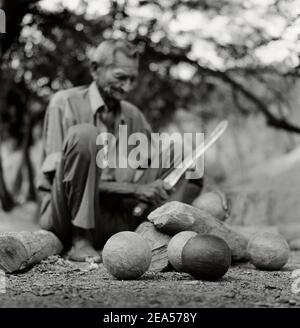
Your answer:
0,230 -> 63,273
148,201 -> 249,262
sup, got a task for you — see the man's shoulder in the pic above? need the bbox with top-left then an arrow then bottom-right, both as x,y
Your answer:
49,85 -> 88,107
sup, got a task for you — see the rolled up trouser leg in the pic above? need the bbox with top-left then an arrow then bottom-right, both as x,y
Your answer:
44,123 -> 100,249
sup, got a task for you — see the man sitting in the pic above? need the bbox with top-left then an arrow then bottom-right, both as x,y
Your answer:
37,39 -> 202,263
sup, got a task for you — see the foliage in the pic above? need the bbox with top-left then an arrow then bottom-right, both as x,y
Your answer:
0,0 -> 300,209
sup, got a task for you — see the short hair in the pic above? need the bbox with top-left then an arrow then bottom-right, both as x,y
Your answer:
91,39 -> 139,67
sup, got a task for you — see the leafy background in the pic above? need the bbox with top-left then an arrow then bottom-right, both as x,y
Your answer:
1,0 -> 300,215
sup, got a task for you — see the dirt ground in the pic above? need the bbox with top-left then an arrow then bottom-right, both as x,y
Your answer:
0,251 -> 300,308
0,203 -> 300,308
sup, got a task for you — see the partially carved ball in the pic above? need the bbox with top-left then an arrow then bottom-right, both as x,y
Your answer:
167,231 -> 197,271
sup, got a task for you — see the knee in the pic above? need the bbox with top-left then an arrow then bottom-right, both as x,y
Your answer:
64,124 -> 98,158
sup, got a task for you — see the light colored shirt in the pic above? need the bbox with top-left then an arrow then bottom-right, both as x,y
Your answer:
37,82 -> 152,193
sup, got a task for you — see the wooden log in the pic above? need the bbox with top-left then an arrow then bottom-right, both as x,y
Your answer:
0,230 -> 63,273
148,201 -> 249,262
135,221 -> 171,272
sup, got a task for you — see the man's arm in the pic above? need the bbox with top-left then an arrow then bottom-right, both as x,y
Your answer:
37,98 -> 65,192
37,91 -> 75,193
99,181 -> 137,197
99,180 -> 169,206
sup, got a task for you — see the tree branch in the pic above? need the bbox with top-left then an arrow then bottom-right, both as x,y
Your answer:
143,43 -> 300,134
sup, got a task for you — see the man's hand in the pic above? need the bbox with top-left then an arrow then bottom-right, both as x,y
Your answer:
134,179 -> 172,206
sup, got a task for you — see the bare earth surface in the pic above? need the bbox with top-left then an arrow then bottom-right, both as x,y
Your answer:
0,252 -> 300,308
0,203 -> 300,308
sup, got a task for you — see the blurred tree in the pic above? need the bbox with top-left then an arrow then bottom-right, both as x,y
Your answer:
0,0 -> 300,210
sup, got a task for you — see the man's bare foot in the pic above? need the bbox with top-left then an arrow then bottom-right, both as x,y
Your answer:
67,228 -> 101,263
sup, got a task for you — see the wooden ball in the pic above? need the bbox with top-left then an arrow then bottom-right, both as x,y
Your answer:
102,231 -> 152,280
167,231 -> 197,271
192,192 -> 226,221
182,234 -> 231,281
247,232 -> 289,271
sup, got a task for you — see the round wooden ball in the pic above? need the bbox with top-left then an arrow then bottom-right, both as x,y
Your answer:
192,192 -> 226,221
182,234 -> 231,281
247,232 -> 289,271
102,231 -> 152,280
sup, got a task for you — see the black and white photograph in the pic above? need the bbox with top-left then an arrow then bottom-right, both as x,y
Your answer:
1,0 -> 300,318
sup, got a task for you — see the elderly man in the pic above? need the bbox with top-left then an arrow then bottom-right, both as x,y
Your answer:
37,39 -> 202,263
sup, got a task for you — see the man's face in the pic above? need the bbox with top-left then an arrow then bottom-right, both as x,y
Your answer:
93,51 -> 138,101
